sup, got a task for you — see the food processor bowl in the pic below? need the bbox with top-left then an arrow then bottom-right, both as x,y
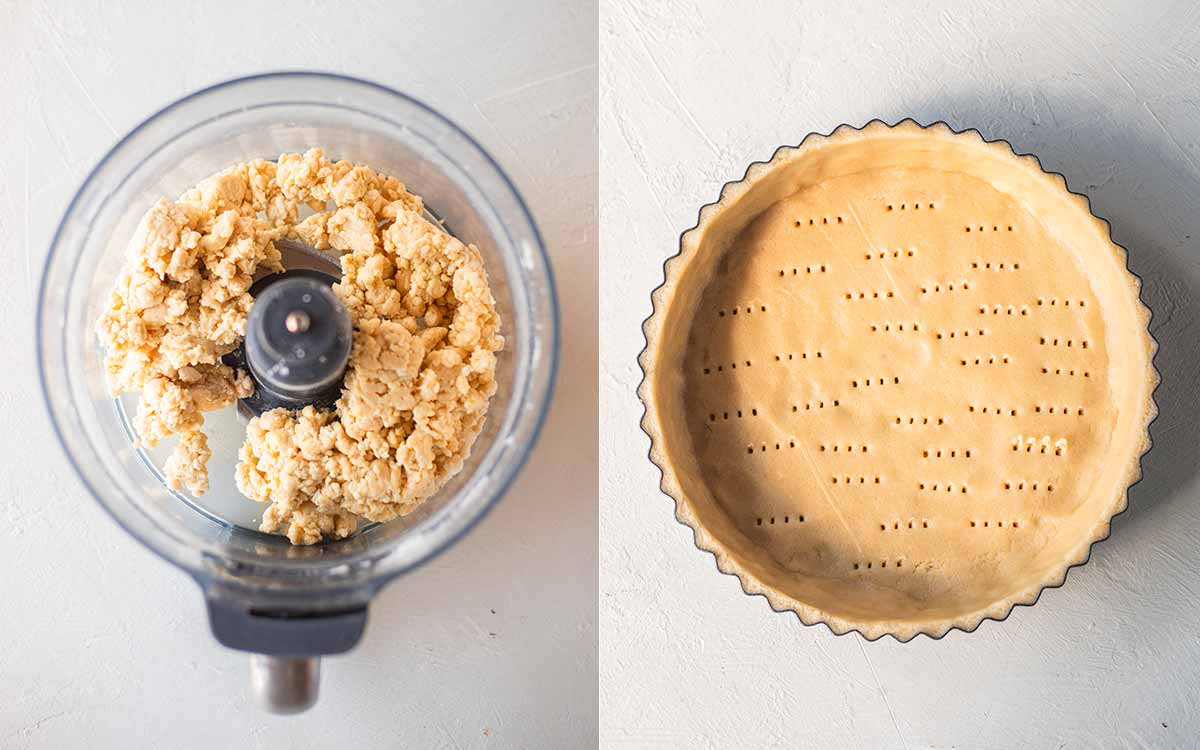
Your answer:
37,72 -> 558,712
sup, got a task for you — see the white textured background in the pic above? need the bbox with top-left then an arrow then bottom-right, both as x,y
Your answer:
0,1 -> 596,748
601,1 -> 1200,748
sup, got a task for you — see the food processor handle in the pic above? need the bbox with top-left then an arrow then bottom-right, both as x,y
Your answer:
249,655 -> 321,714
204,587 -> 370,714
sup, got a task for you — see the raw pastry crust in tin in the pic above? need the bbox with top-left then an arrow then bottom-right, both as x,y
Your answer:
638,120 -> 1157,640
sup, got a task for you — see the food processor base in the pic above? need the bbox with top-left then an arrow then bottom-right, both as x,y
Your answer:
207,589 -> 367,714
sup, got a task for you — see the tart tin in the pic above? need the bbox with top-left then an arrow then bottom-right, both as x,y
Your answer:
637,118 -> 1159,641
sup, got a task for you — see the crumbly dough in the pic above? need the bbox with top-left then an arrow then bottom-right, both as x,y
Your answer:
640,122 -> 1155,640
98,148 -> 503,545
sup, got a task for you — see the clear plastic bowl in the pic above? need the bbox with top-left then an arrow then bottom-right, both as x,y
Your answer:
37,72 -> 558,615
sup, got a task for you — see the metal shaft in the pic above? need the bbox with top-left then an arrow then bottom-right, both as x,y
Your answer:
248,655 -> 320,714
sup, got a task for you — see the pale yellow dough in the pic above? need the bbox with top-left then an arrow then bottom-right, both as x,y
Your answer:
639,122 -> 1155,640
97,149 -> 503,545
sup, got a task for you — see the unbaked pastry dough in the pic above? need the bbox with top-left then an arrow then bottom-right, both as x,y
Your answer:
97,149 -> 502,545
639,121 -> 1156,639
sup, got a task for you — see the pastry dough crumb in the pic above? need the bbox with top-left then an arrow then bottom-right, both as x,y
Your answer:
166,431 -> 211,496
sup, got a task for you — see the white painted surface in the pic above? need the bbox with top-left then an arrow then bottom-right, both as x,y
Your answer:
600,1 -> 1200,748
0,1 -> 596,747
